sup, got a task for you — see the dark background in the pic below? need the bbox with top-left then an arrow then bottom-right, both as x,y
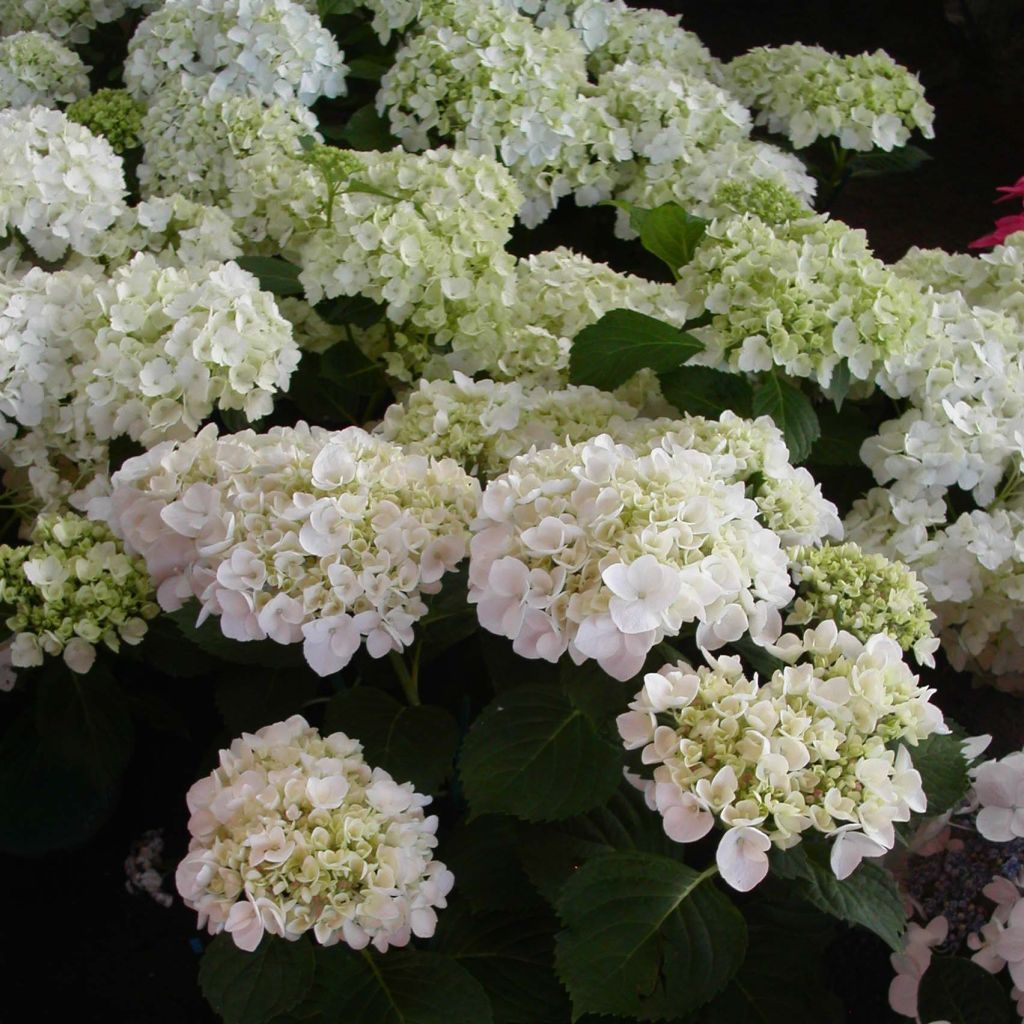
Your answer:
3,3 -> 1023,1021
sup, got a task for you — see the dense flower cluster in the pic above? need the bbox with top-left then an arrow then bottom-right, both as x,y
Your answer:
66,89 -> 145,153
0,30 -> 90,110
679,213 -> 923,390
0,512 -> 158,674
788,542 -> 937,663
973,751 -> 1024,844
0,0 -> 151,44
176,715 -> 453,951
124,0 -> 348,105
725,43 -> 935,152
0,255 -> 299,507
469,431 -> 799,680
379,0 -> 624,226
100,424 -> 479,676
136,75 -> 319,244
0,105 -> 126,259
619,622 -> 945,891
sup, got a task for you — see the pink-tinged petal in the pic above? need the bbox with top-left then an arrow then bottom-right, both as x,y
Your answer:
888,972 -> 922,1018
716,826 -> 771,892
662,797 -> 714,844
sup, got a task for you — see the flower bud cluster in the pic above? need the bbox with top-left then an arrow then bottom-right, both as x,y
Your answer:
66,88 -> 145,153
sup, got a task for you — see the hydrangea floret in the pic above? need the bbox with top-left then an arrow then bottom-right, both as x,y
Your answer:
0,0 -> 151,45
0,31 -> 90,110
788,541 -> 938,664
618,622 -> 946,891
176,715 -> 453,952
468,431 -> 797,680
0,512 -> 158,674
99,424 -> 479,676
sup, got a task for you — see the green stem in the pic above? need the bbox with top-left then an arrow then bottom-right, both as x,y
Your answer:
389,648 -> 420,706
693,863 -> 720,886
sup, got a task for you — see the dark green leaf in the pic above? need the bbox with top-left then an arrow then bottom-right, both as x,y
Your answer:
215,668 -> 319,736
518,785 -> 675,905
329,105 -> 397,151
200,935 -> 316,1024
169,606 -> 305,669
727,636 -> 784,678
437,901 -> 568,1024
808,403 -> 873,467
477,634 -> 560,691
34,664 -> 133,786
555,852 -> 746,1020
826,359 -> 852,410
751,375 -> 820,464
315,294 -> 386,329
121,613 -> 218,677
658,365 -> 753,419
236,256 -> 304,297
418,569 -> 477,665
324,688 -> 457,794
918,956 -> 1013,1024
460,684 -> 622,821
702,886 -> 843,1023
446,815 -> 543,913
908,731 -> 971,816
849,144 -> 932,179
0,709 -> 118,854
346,56 -> 393,81
616,202 -> 709,276
770,843 -> 905,950
569,309 -> 704,391
297,947 -> 493,1024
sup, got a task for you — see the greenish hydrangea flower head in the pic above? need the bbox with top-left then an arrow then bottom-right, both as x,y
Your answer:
788,541 -> 937,664
0,30 -> 90,110
0,512 -> 159,674
66,89 -> 145,153
725,43 -> 935,152
712,177 -> 810,225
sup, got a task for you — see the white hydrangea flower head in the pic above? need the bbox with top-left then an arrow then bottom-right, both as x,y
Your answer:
176,715 -> 454,952
0,0 -> 152,45
100,424 -> 479,676
0,512 -> 159,675
137,75 -> 321,246
293,146 -> 522,345
894,234 -> 1024,330
0,31 -> 90,110
618,623 -> 945,891
378,0 -> 628,224
0,106 -> 126,260
678,213 -> 924,391
468,431 -> 799,680
725,43 -> 935,152
0,255 -> 300,507
74,194 -> 244,269
125,0 -> 348,105
612,138 -> 816,238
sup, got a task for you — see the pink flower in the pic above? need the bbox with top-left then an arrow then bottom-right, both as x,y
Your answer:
995,175 -> 1024,203
970,213 -> 1024,249
888,917 -> 948,1019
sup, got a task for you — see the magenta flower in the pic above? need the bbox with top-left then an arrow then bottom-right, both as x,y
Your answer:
970,211 -> 1024,249
995,175 -> 1024,203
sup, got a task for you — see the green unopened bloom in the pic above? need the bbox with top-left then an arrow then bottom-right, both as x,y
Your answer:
66,88 -> 145,153
713,177 -> 809,225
